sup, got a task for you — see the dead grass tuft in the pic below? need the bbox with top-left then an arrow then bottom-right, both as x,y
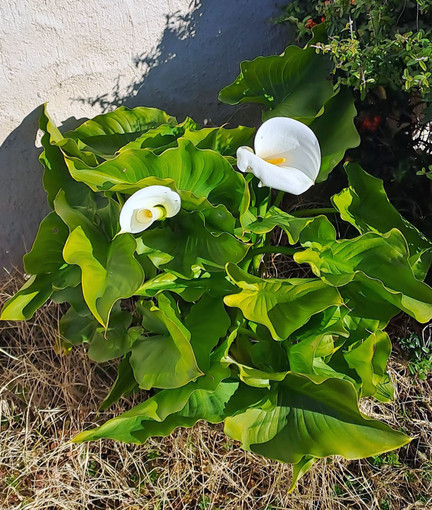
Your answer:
1,270 -> 431,509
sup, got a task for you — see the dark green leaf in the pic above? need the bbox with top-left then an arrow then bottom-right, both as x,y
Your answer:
332,164 -> 432,279
219,46 -> 333,121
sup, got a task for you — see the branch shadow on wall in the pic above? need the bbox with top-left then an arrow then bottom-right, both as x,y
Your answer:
78,0 -> 289,127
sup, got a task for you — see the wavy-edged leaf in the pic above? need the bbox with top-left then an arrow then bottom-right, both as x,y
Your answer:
59,306 -> 98,346
54,189 -> 109,262
73,360 -> 232,443
136,272 -> 235,302
137,211 -> 249,278
0,274 -> 53,321
224,373 -> 410,464
181,125 -> 255,156
344,330 -> 392,398
63,139 -> 249,216
219,46 -> 333,121
332,163 -> 432,280
39,104 -> 88,207
64,106 -> 177,158
89,310 -> 142,363
224,264 -> 343,340
130,297 -> 202,390
295,229 -> 432,323
63,228 -> 144,327
23,212 -> 69,274
0,265 -> 79,321
185,294 -> 231,371
289,456 -> 317,493
309,87 -> 360,182
100,354 -> 138,411
247,206 -> 335,244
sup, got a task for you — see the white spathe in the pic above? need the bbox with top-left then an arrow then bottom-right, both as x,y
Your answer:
119,185 -> 181,234
236,117 -> 321,195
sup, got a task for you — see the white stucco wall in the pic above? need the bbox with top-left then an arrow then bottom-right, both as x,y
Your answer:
0,0 -> 289,270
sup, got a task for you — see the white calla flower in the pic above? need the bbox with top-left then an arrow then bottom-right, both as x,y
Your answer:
236,117 -> 321,195
119,185 -> 181,234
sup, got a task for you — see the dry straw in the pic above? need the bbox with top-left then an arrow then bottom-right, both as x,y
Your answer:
1,270 -> 431,509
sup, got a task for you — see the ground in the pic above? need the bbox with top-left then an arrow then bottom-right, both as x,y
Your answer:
1,271 -> 431,510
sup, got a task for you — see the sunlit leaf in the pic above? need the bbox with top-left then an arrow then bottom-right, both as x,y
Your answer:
137,211 -> 249,278
224,264 -> 343,340
332,163 -> 432,279
295,229 -> 432,323
225,373 -> 410,464
63,227 -> 144,326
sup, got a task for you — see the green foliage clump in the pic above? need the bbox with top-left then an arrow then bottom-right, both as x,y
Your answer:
279,0 -> 432,98
2,39 -> 432,492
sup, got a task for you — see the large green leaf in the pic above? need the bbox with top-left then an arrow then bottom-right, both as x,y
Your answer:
100,355 -> 138,411
54,189 -> 109,262
39,105 -> 88,207
0,265 -> 79,321
63,139 -> 248,216
247,206 -> 336,245
295,229 -> 432,323
332,164 -> 432,279
118,118 -> 198,153
73,360 -> 232,443
137,211 -> 249,278
224,373 -> 410,464
63,228 -> 144,326
130,297 -> 202,390
88,311 -> 142,363
224,264 -> 343,340
219,45 -> 333,120
121,119 -> 254,158
117,119 -> 254,157
0,274 -> 54,321
344,330 -> 392,398
59,306 -> 98,346
64,106 -> 177,158
185,294 -> 231,371
180,125 -> 255,156
136,272 -> 235,301
309,87 -> 360,182
23,212 -> 69,274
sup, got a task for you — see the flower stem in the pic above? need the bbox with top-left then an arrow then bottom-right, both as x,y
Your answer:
273,190 -> 285,209
290,207 -> 337,217
247,245 -> 298,259
237,327 -> 260,340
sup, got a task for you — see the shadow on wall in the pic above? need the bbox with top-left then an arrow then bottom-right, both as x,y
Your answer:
79,0 -> 290,126
0,106 -> 46,271
0,0 -> 289,272
0,110 -> 86,272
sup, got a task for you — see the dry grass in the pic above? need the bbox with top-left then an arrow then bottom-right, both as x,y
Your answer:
1,271 -> 432,510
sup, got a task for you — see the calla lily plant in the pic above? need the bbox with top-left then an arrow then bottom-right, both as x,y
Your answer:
3,38 -> 432,493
